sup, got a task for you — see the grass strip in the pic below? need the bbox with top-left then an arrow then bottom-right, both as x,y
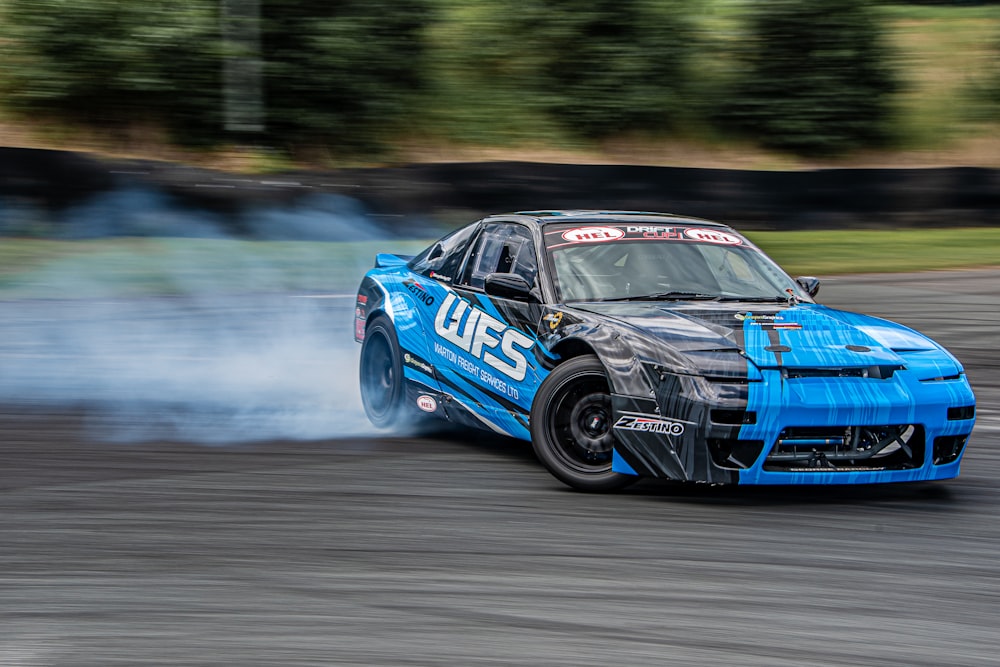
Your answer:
1,228 -> 997,299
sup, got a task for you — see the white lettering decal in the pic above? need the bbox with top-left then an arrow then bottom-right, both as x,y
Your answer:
470,312 -> 505,358
434,293 -> 481,352
614,415 -> 685,436
433,293 -> 532,382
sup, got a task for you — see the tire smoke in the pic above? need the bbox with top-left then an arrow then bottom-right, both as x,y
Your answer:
0,184 -> 433,444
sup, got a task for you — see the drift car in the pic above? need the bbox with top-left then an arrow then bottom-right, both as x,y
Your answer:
354,211 -> 976,491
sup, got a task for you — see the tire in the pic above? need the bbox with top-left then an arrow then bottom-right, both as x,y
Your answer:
530,355 -> 636,492
359,315 -> 404,429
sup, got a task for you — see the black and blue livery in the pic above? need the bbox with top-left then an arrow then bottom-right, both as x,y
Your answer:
355,211 -> 976,492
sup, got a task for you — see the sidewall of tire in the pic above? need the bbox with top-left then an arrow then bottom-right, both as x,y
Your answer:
530,355 -> 635,492
359,314 -> 404,429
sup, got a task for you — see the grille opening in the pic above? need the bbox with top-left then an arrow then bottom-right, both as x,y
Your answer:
947,406 -> 975,421
921,374 -> 962,382
710,409 -> 757,425
708,439 -> 765,470
764,424 -> 924,472
782,365 -> 904,380
933,435 -> 968,465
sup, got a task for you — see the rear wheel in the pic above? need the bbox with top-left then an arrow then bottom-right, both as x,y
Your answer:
530,355 -> 636,492
359,315 -> 404,428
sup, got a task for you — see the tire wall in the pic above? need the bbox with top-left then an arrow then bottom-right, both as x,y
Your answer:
1,147 -> 998,238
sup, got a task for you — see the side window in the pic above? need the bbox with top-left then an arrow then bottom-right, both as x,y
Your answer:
459,223 -> 538,290
408,224 -> 478,283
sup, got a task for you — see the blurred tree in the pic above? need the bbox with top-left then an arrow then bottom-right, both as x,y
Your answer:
721,0 -> 899,155
261,0 -> 432,151
463,0 -> 695,138
0,0 -> 222,143
0,0 -> 432,153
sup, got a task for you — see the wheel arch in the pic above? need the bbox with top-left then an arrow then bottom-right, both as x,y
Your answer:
547,331 -> 653,398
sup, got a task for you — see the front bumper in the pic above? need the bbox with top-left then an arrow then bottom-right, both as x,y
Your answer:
610,369 -> 976,485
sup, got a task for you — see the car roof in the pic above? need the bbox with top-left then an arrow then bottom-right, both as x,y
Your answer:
483,210 -> 731,228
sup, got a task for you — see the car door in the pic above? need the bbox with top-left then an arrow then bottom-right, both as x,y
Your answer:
426,222 -> 549,439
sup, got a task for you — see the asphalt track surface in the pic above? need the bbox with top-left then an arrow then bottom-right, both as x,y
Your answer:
2,270 -> 998,666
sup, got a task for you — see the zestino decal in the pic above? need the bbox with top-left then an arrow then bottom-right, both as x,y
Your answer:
433,293 -> 533,382
614,414 -> 686,436
403,278 -> 435,306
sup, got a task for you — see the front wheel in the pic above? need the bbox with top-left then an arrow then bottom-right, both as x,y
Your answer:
530,355 -> 636,492
359,315 -> 404,428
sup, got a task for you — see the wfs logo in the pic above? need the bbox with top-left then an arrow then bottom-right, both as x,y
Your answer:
403,278 -> 435,306
434,293 -> 533,381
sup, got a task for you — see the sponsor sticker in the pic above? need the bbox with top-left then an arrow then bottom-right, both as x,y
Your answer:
403,278 -> 435,306
735,313 -> 783,322
561,226 -> 625,243
684,228 -> 742,245
433,293 -> 533,382
403,353 -> 434,375
543,312 -> 564,330
416,395 -> 438,413
614,414 -> 685,436
625,226 -> 683,240
429,270 -> 452,283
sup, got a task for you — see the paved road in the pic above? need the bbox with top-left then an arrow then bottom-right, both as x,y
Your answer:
1,271 -> 997,666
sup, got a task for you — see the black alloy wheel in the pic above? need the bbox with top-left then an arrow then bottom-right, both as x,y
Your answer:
530,355 -> 636,492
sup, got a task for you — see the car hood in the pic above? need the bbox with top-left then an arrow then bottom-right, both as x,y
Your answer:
568,301 -> 961,378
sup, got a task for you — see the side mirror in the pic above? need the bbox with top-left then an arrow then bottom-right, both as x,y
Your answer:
485,273 -> 537,302
796,276 -> 820,298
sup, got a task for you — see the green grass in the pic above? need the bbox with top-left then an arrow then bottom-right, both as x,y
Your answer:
745,227 -> 1000,276
0,238 -> 430,299
1,229 -> 997,299
878,3 -> 1000,148
415,1 -> 1000,159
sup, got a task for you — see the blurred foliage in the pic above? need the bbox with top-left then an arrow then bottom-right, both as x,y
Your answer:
720,0 -> 899,155
454,0 -> 695,138
0,0 -> 222,141
261,0 -> 432,150
0,0 -> 996,159
0,0 -> 432,151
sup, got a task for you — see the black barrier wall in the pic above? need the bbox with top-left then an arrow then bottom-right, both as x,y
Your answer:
1,147 -> 997,238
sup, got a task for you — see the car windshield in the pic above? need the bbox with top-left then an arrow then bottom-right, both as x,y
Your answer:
544,223 -> 807,303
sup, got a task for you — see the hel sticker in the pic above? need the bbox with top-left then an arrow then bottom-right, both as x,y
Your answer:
684,228 -> 742,245
543,312 -> 563,330
416,395 -> 438,413
561,226 -> 625,243
614,415 -> 685,436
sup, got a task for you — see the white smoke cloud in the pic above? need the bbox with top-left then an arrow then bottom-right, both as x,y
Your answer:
0,188 -> 435,444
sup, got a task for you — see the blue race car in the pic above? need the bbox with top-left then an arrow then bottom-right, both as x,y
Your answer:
354,211 -> 976,491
